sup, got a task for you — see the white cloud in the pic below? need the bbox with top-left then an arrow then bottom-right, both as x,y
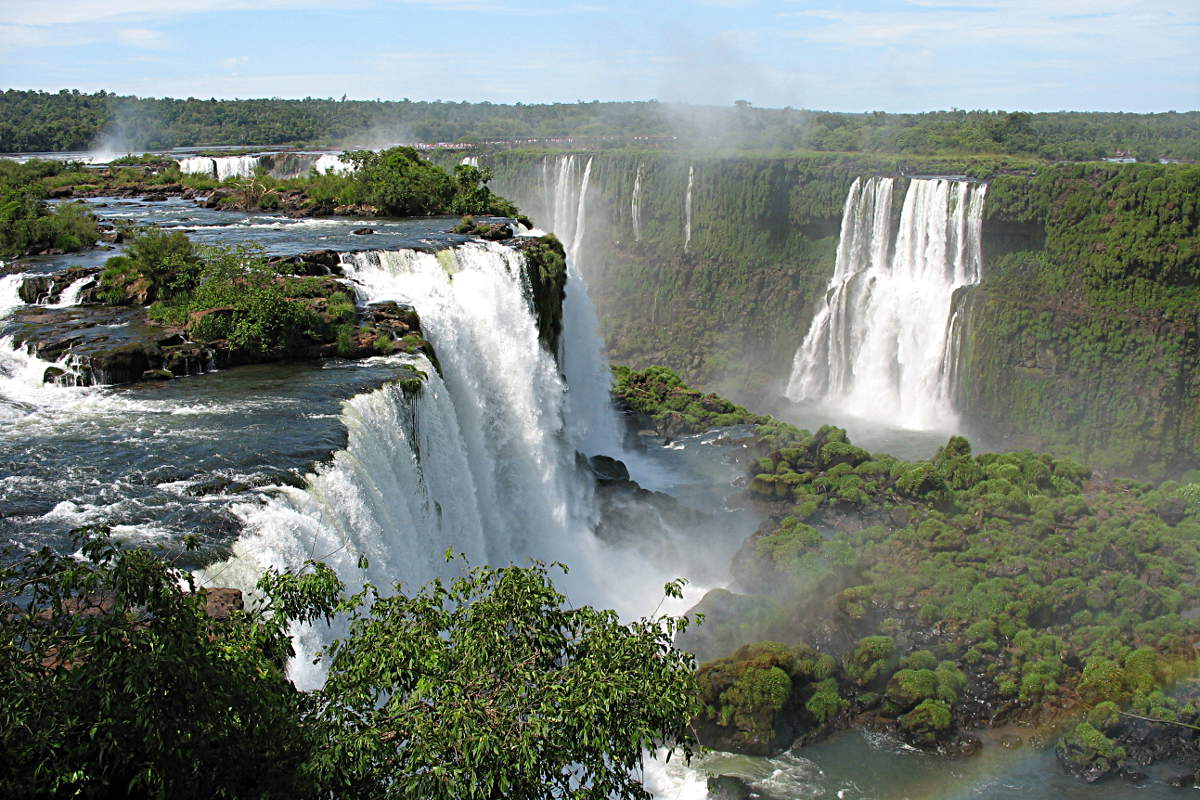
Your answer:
118,28 -> 168,49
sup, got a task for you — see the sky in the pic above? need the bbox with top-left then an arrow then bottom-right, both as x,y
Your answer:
0,0 -> 1197,112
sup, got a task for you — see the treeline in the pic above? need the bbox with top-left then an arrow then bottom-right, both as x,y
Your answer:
2,88 -> 1198,162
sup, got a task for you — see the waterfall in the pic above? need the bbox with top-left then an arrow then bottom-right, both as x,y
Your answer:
632,163 -> 644,242
177,155 -> 265,181
785,177 -> 987,430
203,241 -> 663,686
215,155 -> 263,181
459,155 -> 480,168
0,274 -> 24,318
684,165 -> 694,252
538,155 -> 624,457
177,156 -> 216,177
45,275 -> 95,309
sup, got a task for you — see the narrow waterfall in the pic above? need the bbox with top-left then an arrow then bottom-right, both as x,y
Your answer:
459,155 -> 480,168
632,163 -> 644,242
539,155 -> 624,458
45,275 -> 95,308
683,165 -> 694,252
785,176 -> 986,430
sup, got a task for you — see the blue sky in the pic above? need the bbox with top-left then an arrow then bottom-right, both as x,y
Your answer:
1,0 -> 1197,112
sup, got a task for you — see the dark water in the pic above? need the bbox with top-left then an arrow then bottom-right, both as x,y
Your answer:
0,200 -> 476,561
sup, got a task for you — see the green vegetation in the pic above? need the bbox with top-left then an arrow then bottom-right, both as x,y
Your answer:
0,159 -> 99,258
0,528 -> 698,798
962,162 -> 1200,476
182,148 -> 520,220
97,230 -> 424,360
612,365 -> 770,434
621,373 -> 1200,761
4,90 -> 1199,161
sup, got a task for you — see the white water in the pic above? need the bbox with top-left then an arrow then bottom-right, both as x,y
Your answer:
0,274 -> 24,317
632,162 -> 644,242
177,156 -> 216,177
44,275 -> 95,308
203,242 -> 688,690
785,177 -> 986,431
459,155 -> 480,168
539,154 -> 626,458
215,155 -> 263,181
684,165 -> 694,253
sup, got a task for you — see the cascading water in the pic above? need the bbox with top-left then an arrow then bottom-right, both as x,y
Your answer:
534,155 -> 626,457
785,176 -> 986,430
177,156 -> 216,176
684,165 -> 694,252
215,155 -> 263,181
202,241 -> 671,687
632,162 -> 644,242
44,275 -> 95,308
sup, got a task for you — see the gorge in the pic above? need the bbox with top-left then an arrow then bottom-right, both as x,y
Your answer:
1,142 -> 1198,799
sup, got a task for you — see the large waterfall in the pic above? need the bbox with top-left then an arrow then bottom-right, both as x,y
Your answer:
203,240 -> 653,687
785,177 -> 986,430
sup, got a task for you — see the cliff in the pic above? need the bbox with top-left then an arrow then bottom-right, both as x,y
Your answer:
481,151 -> 1198,476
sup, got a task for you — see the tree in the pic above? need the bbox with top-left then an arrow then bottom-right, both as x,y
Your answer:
0,529 -> 699,799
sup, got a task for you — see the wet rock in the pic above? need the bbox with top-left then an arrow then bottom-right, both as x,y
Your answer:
141,369 -> 174,381
588,454 -> 631,484
706,775 -> 752,800
999,733 -> 1023,749
351,227 -> 374,235
1156,497 -> 1188,526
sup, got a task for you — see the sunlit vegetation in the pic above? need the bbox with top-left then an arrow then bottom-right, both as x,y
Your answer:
614,367 -> 1200,774
0,528 -> 699,798
0,159 -> 99,258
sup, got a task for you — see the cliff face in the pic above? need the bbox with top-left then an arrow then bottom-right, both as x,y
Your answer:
483,151 -> 1199,476
962,164 -> 1200,477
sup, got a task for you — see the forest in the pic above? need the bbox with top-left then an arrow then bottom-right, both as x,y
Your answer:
2,88 -> 1199,162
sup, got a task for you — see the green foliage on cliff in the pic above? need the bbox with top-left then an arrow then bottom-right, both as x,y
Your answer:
517,234 -> 568,351
0,160 -> 99,258
0,529 -> 699,799
186,148 -> 521,219
963,162 -> 1200,476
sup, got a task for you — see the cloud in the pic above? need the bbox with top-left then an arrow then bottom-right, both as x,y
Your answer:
118,28 -> 169,49
222,56 -> 249,71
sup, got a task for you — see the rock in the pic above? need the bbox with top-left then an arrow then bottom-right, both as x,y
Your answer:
201,588 -> 244,621
18,275 -> 54,304
351,227 -> 374,235
142,192 -> 168,202
706,775 -> 752,800
1168,772 -> 1195,788
588,454 -> 631,483
999,733 -> 1023,749
1156,497 -> 1187,526
141,369 -> 174,381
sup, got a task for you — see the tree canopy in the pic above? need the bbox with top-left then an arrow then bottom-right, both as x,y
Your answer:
0,529 -> 699,799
